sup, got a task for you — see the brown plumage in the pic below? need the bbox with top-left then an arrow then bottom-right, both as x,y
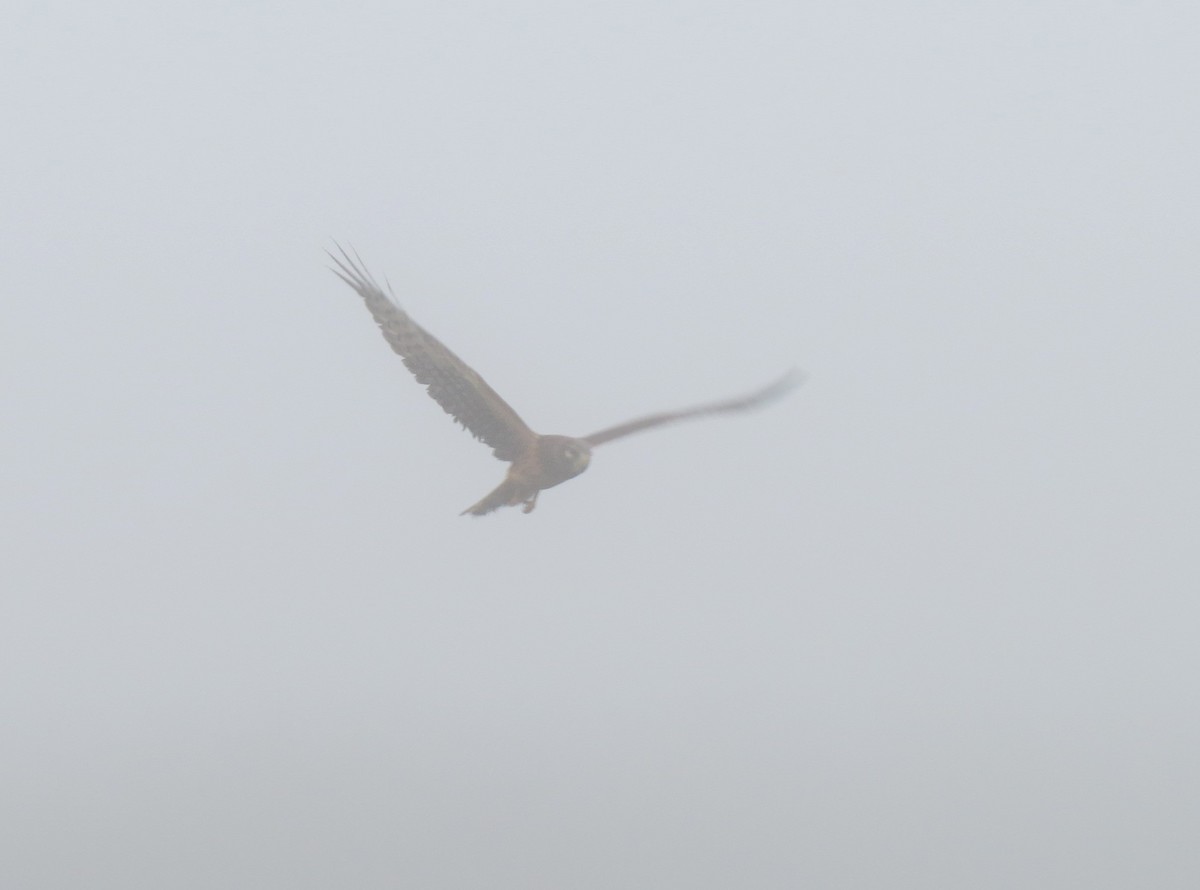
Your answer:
328,245 -> 799,515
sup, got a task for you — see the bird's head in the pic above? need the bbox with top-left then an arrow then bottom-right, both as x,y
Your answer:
540,435 -> 592,484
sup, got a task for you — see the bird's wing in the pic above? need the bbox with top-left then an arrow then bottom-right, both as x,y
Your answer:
582,371 -> 801,447
329,245 -> 537,462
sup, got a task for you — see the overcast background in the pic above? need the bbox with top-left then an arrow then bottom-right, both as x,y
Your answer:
4,2 -> 1199,887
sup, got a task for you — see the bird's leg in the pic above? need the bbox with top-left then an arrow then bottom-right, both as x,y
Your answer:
521,492 -> 539,514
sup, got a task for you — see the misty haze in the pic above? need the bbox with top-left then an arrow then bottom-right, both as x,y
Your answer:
3,3 -> 1198,888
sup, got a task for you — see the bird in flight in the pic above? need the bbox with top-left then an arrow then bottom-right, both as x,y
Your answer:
329,245 -> 799,516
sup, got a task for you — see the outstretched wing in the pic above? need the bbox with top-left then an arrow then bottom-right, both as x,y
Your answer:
328,245 -> 537,462
582,371 -> 801,447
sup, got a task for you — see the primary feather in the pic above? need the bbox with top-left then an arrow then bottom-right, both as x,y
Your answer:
328,245 -> 535,462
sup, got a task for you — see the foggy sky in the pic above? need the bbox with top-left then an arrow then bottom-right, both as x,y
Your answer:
3,2 -> 1199,887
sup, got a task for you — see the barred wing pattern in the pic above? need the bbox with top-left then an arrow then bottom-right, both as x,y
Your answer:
328,245 -> 536,462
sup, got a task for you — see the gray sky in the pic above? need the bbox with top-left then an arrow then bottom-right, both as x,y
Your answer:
4,1 -> 1199,887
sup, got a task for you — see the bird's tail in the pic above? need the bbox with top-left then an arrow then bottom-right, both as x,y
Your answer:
461,478 -> 530,516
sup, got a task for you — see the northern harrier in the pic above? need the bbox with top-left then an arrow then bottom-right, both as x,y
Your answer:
329,246 -> 799,515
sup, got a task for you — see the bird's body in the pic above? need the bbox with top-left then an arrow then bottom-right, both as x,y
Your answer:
463,434 -> 593,515
329,246 -> 797,515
